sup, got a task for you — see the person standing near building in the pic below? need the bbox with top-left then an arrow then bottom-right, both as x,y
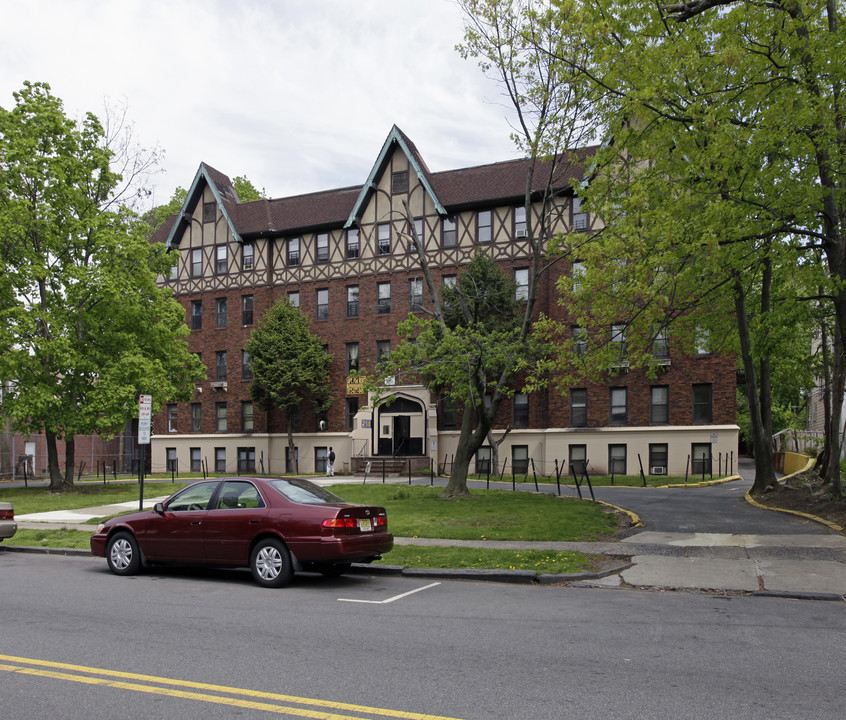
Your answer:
327,447 -> 335,477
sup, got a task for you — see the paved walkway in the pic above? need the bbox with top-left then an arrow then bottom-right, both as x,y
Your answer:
9,466 -> 846,599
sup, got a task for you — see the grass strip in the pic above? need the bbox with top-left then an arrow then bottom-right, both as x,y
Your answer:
377,545 -> 602,574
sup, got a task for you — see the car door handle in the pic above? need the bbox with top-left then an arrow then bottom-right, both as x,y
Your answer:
249,519 -> 259,524
192,521 -> 202,525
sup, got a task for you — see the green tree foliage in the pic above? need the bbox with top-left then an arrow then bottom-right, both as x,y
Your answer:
466,0 -> 841,493
142,186 -> 187,235
245,299 -> 333,470
379,252 -> 531,497
0,82 -> 205,490
232,175 -> 265,202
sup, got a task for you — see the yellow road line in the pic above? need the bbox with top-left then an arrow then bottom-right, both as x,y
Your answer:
0,654 -> 464,720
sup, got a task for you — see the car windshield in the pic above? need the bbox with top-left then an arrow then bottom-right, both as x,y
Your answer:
268,478 -> 346,505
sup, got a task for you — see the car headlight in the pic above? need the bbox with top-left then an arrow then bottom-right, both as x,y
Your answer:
95,523 -> 106,534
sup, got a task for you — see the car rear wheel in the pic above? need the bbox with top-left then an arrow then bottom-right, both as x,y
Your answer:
106,532 -> 141,576
250,538 -> 293,588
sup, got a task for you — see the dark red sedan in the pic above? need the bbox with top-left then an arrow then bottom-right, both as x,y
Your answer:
90,477 -> 393,587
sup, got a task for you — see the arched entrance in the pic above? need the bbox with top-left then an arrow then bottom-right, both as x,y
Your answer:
375,395 -> 426,456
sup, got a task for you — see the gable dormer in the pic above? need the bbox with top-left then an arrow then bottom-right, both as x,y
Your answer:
165,163 -> 241,250
344,125 -> 446,231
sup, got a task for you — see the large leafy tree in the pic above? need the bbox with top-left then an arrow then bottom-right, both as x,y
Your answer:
379,252 -> 527,498
464,1 -> 842,494
245,299 -> 333,472
0,82 -> 204,490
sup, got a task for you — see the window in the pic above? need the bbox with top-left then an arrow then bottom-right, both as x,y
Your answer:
316,288 -> 328,319
515,268 -> 529,301
653,328 -> 669,360
377,282 -> 391,314
570,388 -> 587,427
442,216 -> 457,247
166,447 -> 177,472
408,218 -> 424,253
215,244 -> 227,274
391,170 -> 409,194
237,447 -> 256,473
572,196 -> 588,231
241,350 -> 252,380
166,404 -> 177,433
512,446 -> 529,475
346,343 -> 359,374
315,411 -> 328,433
214,351 -> 227,381
572,326 -> 587,357
215,403 -> 227,433
650,386 -> 669,424
571,260 -> 585,291
241,295 -> 254,326
214,447 -> 226,473
691,443 -> 712,475
477,210 -> 492,243
345,398 -> 358,432
569,444 -> 587,475
241,243 -> 254,271
288,406 -> 300,433
215,297 -> 227,328
242,402 -> 254,432
695,327 -> 710,355
649,444 -> 668,474
346,285 -> 359,317
608,444 -> 627,475
191,248 -> 202,277
287,237 -> 300,266
191,403 -> 202,433
190,447 -> 201,472
409,278 -> 423,311
610,387 -> 627,425
203,202 -> 216,223
513,393 -> 529,427
168,254 -> 178,280
475,446 -> 492,475
346,228 -> 360,259
441,395 -> 457,428
514,206 -> 527,237
287,291 -> 299,308
377,223 -> 391,255
693,383 -> 713,423
377,340 -> 391,362
316,232 -> 329,263
611,324 -> 628,362
191,300 -> 203,330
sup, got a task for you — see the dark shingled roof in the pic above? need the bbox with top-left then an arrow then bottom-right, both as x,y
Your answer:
155,141 -> 597,244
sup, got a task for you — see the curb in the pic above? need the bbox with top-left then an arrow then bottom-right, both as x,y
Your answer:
752,590 -> 845,603
0,545 -> 91,557
595,499 -> 643,528
744,490 -> 844,533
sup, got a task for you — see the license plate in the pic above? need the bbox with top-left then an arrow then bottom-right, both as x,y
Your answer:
358,518 -> 372,532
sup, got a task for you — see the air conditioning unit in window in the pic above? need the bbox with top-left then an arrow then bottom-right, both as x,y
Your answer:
515,229 -> 528,238
651,466 -> 666,475
210,381 -> 227,391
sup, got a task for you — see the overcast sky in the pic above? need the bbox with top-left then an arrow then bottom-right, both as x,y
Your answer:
0,0 -> 523,207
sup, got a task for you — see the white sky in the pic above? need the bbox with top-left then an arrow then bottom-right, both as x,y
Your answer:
0,0 -> 523,207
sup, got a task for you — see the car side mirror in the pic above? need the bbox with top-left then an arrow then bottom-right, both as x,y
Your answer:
154,502 -> 165,515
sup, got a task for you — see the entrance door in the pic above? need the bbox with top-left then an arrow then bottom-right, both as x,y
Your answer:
393,416 -> 411,455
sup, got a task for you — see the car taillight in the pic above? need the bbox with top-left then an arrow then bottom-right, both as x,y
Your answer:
374,514 -> 387,528
0,508 -> 13,520
322,517 -> 357,528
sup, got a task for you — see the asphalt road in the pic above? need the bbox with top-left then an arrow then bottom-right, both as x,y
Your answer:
2,551 -> 845,720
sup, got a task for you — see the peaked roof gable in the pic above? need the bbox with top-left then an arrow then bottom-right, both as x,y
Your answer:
165,162 -> 241,249
344,125 -> 446,229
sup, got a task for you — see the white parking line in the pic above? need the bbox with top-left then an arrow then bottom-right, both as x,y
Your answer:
338,581 -> 441,604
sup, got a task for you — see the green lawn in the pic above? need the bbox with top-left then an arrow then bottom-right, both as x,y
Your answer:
2,482 -> 620,574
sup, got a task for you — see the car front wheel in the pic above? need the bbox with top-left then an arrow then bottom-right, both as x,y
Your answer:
106,531 -> 141,576
250,538 -> 293,588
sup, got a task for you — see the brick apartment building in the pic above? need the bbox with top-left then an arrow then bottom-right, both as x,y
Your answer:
150,126 -> 738,478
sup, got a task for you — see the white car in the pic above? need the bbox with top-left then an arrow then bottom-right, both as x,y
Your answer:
0,502 -> 17,541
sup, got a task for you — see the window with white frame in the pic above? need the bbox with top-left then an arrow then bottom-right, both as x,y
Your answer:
214,447 -> 226,472
477,210 -> 492,243
346,285 -> 359,317
215,244 -> 227,274
191,248 -> 202,277
287,237 -> 300,266
409,278 -> 423,311
572,196 -> 588,231
346,228 -> 360,259
513,393 -> 529,427
242,402 -> 254,432
215,404 -> 227,433
608,444 -> 627,475
610,324 -> 628,362
610,387 -> 627,425
570,388 -> 587,427
287,291 -> 299,307
241,243 -> 254,271
215,351 -> 227,381
167,404 -> 177,433
377,223 -> 391,255
442,216 -> 457,247
241,295 -> 254,325
650,386 -> 669,424
515,268 -> 529,301
346,343 -> 359,374
377,282 -> 391,314
514,205 -> 527,237
316,232 -> 329,263
316,288 -> 328,319
216,297 -> 227,328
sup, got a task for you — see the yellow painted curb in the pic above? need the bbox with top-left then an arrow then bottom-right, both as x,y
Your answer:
744,489 -> 844,533
778,455 -> 816,483
595,499 -> 644,528
659,475 -> 741,489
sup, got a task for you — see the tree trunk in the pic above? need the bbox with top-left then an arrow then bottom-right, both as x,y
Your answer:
285,409 -> 297,474
733,276 -> 777,494
45,430 -> 64,491
63,434 -> 76,489
442,401 -> 481,498
823,321 -> 844,495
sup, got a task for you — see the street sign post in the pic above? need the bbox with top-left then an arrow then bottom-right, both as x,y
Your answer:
138,395 -> 151,510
